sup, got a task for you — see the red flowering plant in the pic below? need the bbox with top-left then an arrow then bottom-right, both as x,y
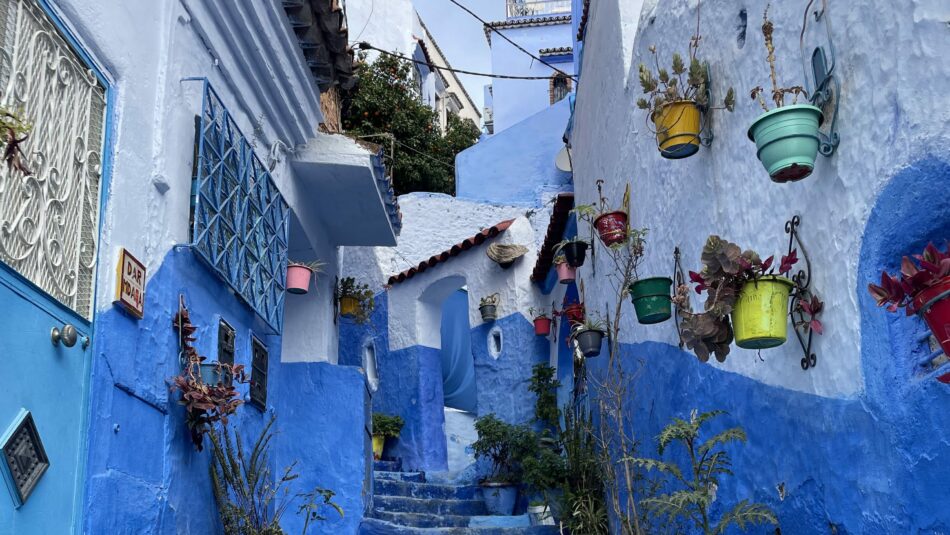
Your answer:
171,304 -> 249,451
867,242 -> 950,315
676,235 -> 813,362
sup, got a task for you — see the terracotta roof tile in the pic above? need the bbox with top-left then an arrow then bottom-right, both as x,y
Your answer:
531,193 -> 574,282
387,219 -> 515,285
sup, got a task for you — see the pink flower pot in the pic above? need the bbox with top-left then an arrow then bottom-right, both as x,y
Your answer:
287,265 -> 314,295
556,262 -> 576,284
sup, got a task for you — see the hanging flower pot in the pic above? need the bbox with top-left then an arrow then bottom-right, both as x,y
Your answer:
533,316 -> 552,336
479,293 -> 500,323
629,277 -> 673,324
287,264 -> 315,295
914,276 -> 950,358
555,257 -> 575,284
732,276 -> 795,349
593,211 -> 628,246
653,101 -> 701,159
561,303 -> 585,325
339,296 -> 361,317
561,240 -> 588,268
574,328 -> 604,357
748,104 -> 824,183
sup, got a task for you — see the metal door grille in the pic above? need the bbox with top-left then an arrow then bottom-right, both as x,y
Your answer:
0,0 -> 107,320
191,80 -> 289,333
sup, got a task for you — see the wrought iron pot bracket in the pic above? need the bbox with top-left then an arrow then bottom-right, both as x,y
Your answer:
672,246 -> 687,350
786,216 -> 822,370
800,0 -> 840,156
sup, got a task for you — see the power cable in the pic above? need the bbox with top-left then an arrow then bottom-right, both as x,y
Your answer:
445,0 -> 578,82
357,42 -> 566,81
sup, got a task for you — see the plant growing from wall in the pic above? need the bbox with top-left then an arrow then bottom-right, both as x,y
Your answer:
171,302 -> 249,451
0,103 -> 32,174
625,410 -> 777,534
342,52 -> 481,195
209,417 -> 343,534
336,277 -> 374,324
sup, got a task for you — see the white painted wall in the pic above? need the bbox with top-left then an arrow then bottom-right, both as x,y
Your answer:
346,0 -> 416,57
570,0 -> 950,398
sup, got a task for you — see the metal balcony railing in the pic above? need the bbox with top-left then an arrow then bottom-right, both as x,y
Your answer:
506,0 -> 571,18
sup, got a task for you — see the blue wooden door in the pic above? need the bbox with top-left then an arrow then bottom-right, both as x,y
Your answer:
0,0 -> 109,532
0,269 -> 92,534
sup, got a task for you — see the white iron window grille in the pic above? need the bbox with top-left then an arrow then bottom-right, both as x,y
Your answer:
0,0 -> 107,320
191,80 -> 289,333
506,0 -> 571,18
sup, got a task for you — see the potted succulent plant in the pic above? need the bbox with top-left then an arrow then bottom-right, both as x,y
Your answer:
554,238 -> 589,268
372,413 -> 405,461
868,242 -> 950,369
571,317 -> 607,358
479,293 -> 500,322
472,414 -> 532,516
628,276 -> 674,324
554,254 -> 576,284
748,5 -> 824,182
336,277 -> 375,323
529,307 -> 553,336
678,236 -> 821,362
636,36 -> 735,159
286,260 -> 326,295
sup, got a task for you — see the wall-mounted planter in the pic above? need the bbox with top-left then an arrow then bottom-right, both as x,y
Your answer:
480,304 -> 498,323
287,264 -> 315,294
748,104 -> 824,182
593,211 -> 628,247
562,304 -> 585,325
562,241 -> 588,268
629,277 -> 673,324
556,261 -> 576,284
574,329 -> 604,357
372,434 -> 385,460
481,482 -> 518,515
914,276 -> 950,358
339,296 -> 361,317
732,276 -> 795,349
534,316 -> 552,336
654,100 -> 701,159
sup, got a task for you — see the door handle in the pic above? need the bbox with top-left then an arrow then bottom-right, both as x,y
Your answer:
51,324 -> 78,348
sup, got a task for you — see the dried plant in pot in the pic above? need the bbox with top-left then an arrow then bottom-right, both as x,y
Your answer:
748,5 -> 824,182
677,235 -> 822,361
868,241 -> 950,380
479,293 -> 500,322
636,23 -> 735,159
286,260 -> 326,295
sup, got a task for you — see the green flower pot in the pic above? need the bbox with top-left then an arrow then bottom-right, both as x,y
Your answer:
629,277 -> 673,325
747,104 -> 824,182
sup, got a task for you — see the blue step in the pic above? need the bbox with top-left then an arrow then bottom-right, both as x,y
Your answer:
372,510 -> 472,528
374,459 -> 403,472
358,517 -> 559,534
373,495 -> 487,516
375,470 -> 426,483
374,479 -> 480,500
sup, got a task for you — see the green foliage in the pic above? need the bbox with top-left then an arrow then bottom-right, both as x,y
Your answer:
209,418 -> 343,535
372,413 -> 404,438
342,53 -> 481,195
336,277 -> 375,324
472,414 -> 535,484
625,410 -> 777,534
528,364 -> 561,433
560,408 -> 609,534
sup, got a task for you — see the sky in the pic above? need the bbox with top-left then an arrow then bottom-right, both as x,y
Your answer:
412,0 -> 507,115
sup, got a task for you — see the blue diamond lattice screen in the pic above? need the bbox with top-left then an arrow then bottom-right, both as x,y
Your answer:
191,81 -> 289,333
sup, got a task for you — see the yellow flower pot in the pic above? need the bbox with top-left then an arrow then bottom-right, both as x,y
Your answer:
732,276 -> 794,349
340,296 -> 360,317
653,100 -> 701,159
372,434 -> 385,460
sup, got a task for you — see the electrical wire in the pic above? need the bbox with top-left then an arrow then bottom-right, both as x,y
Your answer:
357,43 -> 567,80
445,0 -> 578,82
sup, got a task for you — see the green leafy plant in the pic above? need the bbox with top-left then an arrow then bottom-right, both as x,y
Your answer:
336,277 -> 375,324
342,52 -> 481,195
528,364 -> 561,433
372,413 -> 404,438
626,410 -> 777,534
209,417 -> 343,534
472,414 -> 534,484
750,5 -> 805,111
560,408 -> 609,534
0,103 -> 32,174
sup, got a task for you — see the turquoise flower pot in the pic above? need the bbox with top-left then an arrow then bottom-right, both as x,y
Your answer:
747,104 -> 824,182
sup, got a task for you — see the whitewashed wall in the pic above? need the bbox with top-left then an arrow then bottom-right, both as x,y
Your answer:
570,0 -> 950,397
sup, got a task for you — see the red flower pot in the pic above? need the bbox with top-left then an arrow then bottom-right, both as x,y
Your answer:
556,262 -> 576,284
562,304 -> 585,325
912,276 -> 950,359
593,211 -> 628,246
534,316 -> 552,336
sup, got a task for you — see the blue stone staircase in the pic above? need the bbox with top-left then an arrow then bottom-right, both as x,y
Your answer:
359,461 -> 559,534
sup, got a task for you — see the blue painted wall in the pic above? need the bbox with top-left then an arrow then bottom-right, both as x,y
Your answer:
455,98 -> 573,206
580,157 -> 950,533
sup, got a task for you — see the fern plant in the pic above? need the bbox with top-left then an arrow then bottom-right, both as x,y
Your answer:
626,410 -> 777,534
209,417 -> 343,534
